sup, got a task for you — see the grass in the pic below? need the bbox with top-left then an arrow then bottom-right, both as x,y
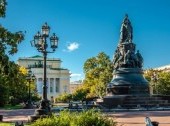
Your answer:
0,122 -> 30,126
0,123 -> 11,126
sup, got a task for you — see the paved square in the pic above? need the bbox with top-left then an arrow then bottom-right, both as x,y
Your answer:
0,109 -> 170,126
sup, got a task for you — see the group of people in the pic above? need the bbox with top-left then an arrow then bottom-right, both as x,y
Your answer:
113,47 -> 143,69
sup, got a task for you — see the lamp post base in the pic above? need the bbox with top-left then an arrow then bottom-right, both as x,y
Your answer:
28,99 -> 51,122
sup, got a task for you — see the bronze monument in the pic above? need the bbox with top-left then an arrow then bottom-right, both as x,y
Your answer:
100,15 -> 170,109
107,14 -> 149,95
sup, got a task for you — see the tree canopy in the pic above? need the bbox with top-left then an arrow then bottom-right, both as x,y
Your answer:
83,52 -> 113,98
0,0 -> 27,106
58,52 -> 113,102
144,69 -> 170,95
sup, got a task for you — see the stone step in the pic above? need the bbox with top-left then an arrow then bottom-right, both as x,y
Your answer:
101,95 -> 170,109
121,103 -> 170,109
123,100 -> 168,104
125,96 -> 162,100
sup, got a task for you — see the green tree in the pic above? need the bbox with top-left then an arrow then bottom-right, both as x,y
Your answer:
144,69 -> 170,95
0,0 -> 7,17
157,71 -> 170,95
0,0 -> 24,106
83,52 -> 113,98
72,86 -> 88,101
56,93 -> 72,102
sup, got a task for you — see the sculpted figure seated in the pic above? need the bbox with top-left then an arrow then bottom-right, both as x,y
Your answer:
136,50 -> 143,68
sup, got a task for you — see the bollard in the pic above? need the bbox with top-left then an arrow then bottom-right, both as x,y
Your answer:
151,121 -> 159,126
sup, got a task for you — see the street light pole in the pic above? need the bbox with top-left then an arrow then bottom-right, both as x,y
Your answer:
30,22 -> 58,117
28,80 -> 31,101
151,71 -> 159,94
43,52 -> 47,100
25,69 -> 36,109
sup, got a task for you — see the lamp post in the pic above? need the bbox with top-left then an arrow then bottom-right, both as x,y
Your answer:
151,71 -> 159,94
25,69 -> 36,109
31,22 -> 58,116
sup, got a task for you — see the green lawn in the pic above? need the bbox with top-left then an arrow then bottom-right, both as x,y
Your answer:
0,123 -> 18,126
0,123 -> 11,126
0,122 -> 30,126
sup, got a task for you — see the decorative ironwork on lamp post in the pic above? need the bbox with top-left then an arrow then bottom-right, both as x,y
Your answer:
25,69 -> 36,109
31,22 -> 59,115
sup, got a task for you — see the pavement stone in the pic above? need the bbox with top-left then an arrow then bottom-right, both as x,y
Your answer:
0,109 -> 170,126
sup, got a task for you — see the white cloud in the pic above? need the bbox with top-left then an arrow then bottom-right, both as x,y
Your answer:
67,42 -> 79,52
70,73 -> 84,82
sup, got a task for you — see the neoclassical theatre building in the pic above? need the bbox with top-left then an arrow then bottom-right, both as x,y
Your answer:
18,55 -> 70,101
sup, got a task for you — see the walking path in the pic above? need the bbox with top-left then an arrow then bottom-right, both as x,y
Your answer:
0,109 -> 34,122
0,109 -> 170,126
106,111 -> 170,126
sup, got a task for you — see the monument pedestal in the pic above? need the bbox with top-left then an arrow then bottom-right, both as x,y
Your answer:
107,68 -> 149,95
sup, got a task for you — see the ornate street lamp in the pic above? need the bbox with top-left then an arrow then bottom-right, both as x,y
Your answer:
151,71 -> 159,94
30,22 -> 58,117
25,69 -> 36,109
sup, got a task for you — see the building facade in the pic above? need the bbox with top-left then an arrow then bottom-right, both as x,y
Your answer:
155,64 -> 170,72
18,55 -> 70,101
70,80 -> 83,94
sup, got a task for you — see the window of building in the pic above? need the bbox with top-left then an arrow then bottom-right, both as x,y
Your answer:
55,78 -> 60,92
50,78 -> 54,93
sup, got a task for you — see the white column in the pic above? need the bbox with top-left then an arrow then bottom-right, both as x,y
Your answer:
54,78 -> 56,94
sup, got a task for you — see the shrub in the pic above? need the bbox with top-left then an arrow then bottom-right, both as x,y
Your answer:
31,115 -> 58,126
71,110 -> 115,126
31,110 -> 117,126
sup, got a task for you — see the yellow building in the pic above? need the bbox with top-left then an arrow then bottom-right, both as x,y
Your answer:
17,55 -> 70,101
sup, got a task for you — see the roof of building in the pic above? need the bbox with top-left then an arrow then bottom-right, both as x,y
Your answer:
70,80 -> 83,84
18,56 -> 61,61
50,68 -> 69,71
30,55 -> 43,58
155,64 -> 170,70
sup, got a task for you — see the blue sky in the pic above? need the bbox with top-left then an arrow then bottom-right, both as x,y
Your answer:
1,0 -> 170,81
